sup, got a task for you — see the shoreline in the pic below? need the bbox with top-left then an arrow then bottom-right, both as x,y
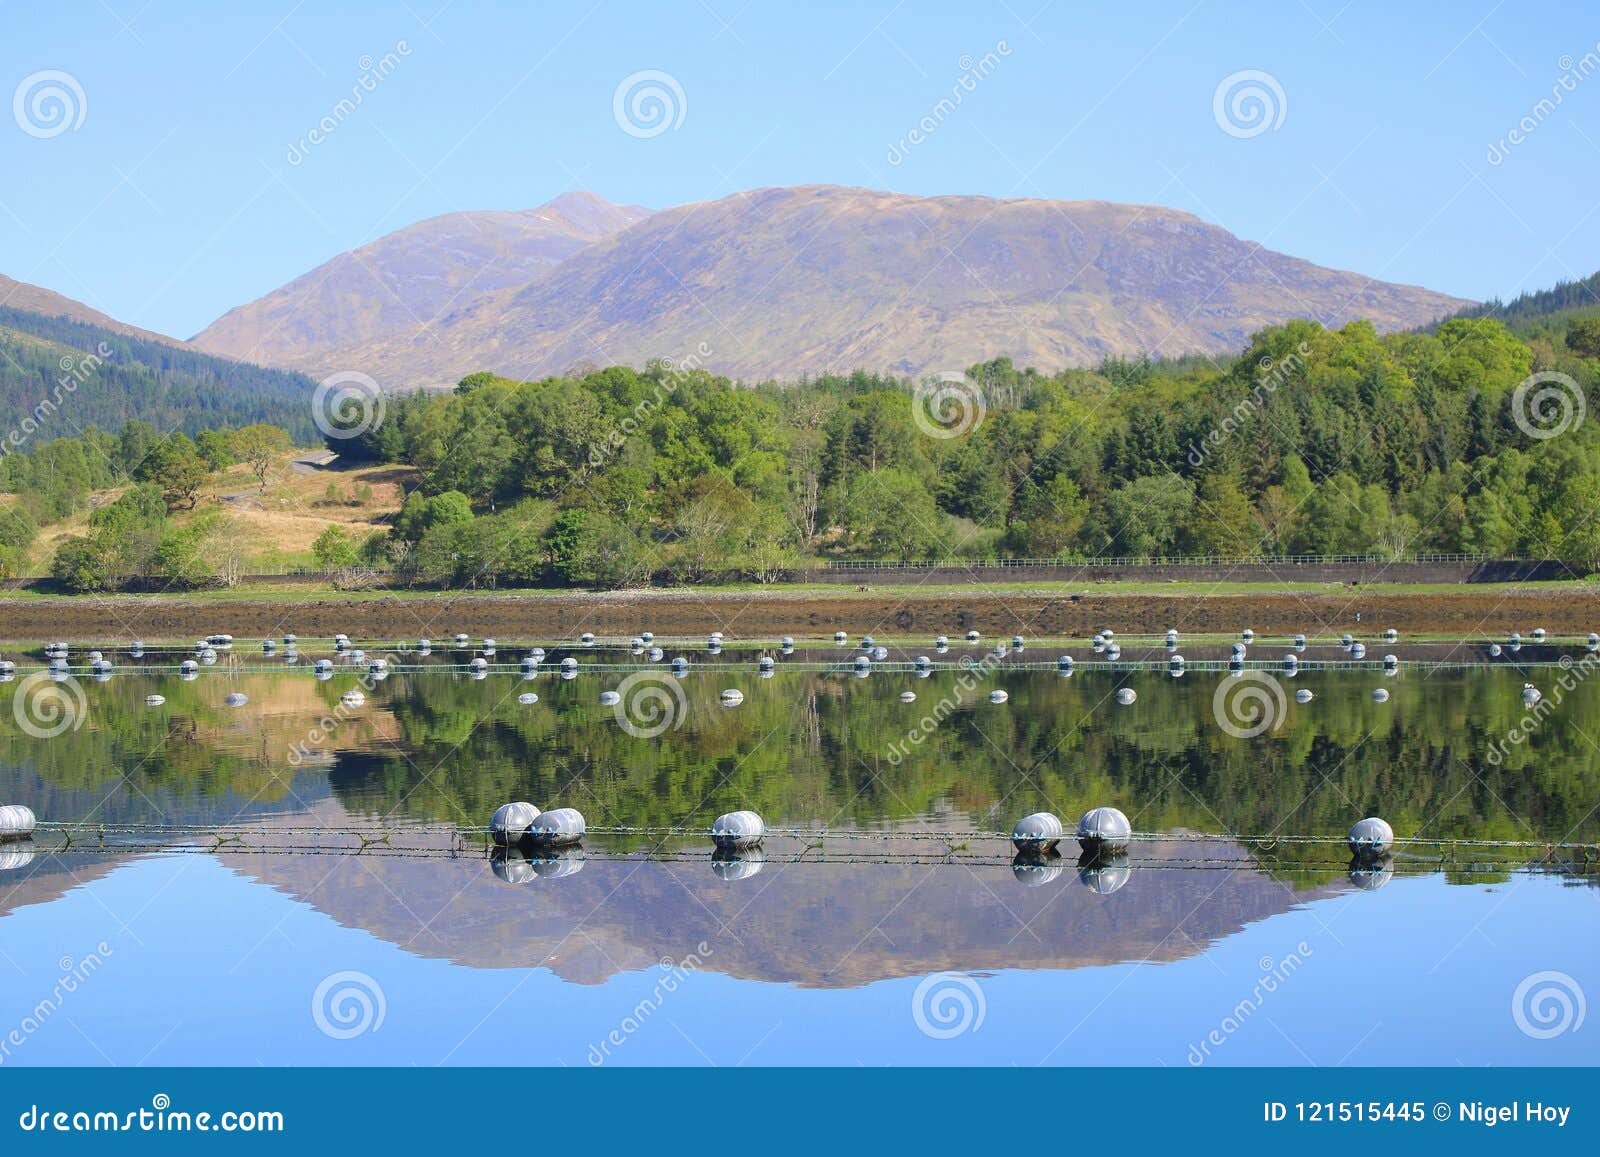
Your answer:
1,583 -> 1593,642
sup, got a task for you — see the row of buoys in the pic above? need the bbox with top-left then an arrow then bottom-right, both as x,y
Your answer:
489,803 -> 587,848
1011,807 -> 1132,855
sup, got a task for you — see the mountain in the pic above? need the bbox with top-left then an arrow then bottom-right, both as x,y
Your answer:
0,304 -> 320,442
243,184 -> 1472,388
0,272 -> 190,349
191,191 -> 653,370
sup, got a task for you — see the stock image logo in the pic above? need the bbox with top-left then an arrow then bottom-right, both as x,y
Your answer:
1511,970 -> 1586,1040
13,671 -> 87,739
612,70 -> 686,138
611,671 -> 689,738
911,972 -> 986,1039
1212,69 -> 1286,139
1212,670 -> 1287,738
1511,371 -> 1585,440
311,970 -> 387,1040
912,372 -> 985,439
13,70 -> 86,139
312,371 -> 385,440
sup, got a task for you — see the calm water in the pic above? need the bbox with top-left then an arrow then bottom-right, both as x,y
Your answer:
1,640 -> 1596,1066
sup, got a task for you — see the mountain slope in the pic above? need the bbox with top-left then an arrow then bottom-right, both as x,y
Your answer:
0,305 -> 319,441
0,272 -> 190,349
191,191 -> 653,369
313,184 -> 1471,387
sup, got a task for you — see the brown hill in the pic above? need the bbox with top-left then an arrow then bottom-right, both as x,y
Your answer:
297,184 -> 1470,387
0,272 -> 191,348
190,190 -> 653,369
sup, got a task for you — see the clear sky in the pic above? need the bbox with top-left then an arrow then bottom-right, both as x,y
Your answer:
2,0 -> 1597,340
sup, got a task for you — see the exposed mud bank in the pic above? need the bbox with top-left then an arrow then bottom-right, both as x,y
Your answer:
2,585 -> 1595,642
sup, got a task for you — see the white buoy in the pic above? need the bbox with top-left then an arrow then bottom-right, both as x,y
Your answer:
469,657 -> 488,672
1011,812 -> 1064,853
1231,642 -> 1246,657
1282,653 -> 1299,671
1384,628 -> 1398,643
491,802 -> 541,846
966,630 -> 980,642
518,692 -> 538,705
781,636 -> 794,648
580,633 -> 595,646
648,647 -> 664,662
711,810 -> 765,850
1294,633 -> 1307,650
560,657 -> 578,672
600,690 -> 622,706
1371,688 -> 1390,703
1115,687 -> 1137,705
1012,635 -> 1024,650
758,656 -> 775,671
1341,633 -> 1353,647
1077,807 -> 1131,854
899,690 -> 917,703
144,694 -> 165,706
853,655 -> 871,671
671,656 -> 689,674
935,635 -> 949,648
1350,642 -> 1366,659
225,692 -> 248,707
341,689 -> 365,707
988,688 -> 1008,703
1165,629 -> 1178,646
1588,633 -> 1599,652
1347,816 -> 1394,858
1510,632 -> 1521,645
0,805 -> 37,841
180,659 -> 199,674
641,631 -> 654,644
1295,689 -> 1313,703
720,688 -> 744,706
1522,683 -> 1541,706
1533,628 -> 1547,642
1489,643 -> 1503,657
1058,654 -> 1075,670
527,807 -> 585,847
1241,629 -> 1254,643
1383,654 -> 1398,673
835,631 -> 848,644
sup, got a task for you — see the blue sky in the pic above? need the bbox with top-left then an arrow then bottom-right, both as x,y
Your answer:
2,0 -> 1597,340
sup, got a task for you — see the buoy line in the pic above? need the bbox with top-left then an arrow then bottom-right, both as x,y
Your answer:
30,821 -> 1600,855
7,839 -> 1580,873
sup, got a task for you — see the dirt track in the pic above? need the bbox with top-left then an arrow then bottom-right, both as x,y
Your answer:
2,584 -> 1596,642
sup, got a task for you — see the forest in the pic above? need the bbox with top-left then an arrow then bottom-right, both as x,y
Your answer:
4,301 -> 1600,590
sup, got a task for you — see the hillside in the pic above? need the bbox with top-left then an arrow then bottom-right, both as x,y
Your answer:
219,184 -> 1472,388
191,191 -> 654,370
0,305 -> 319,441
0,272 -> 191,349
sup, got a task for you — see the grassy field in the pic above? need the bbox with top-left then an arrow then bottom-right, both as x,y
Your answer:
19,454 -> 416,573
